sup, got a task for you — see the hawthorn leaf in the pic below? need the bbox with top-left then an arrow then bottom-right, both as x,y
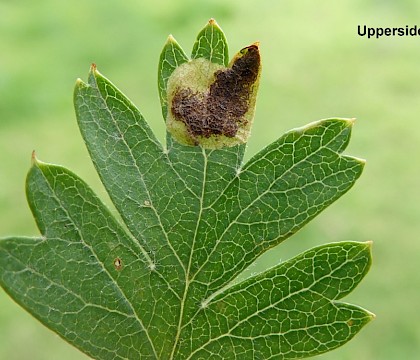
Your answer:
0,19 -> 373,359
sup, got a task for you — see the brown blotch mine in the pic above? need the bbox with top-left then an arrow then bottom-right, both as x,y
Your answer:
171,45 -> 260,139
113,257 -> 123,271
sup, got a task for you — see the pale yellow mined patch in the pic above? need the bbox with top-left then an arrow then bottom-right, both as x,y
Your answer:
166,45 -> 261,149
166,59 -> 224,147
167,58 -> 223,95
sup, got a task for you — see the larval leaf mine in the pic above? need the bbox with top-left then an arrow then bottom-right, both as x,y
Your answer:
167,43 -> 261,149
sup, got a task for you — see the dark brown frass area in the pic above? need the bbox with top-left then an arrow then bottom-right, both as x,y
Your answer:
171,45 -> 260,140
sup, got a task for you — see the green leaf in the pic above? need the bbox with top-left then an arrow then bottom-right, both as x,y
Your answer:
191,18 -> 229,66
0,20 -> 373,359
158,35 -> 189,120
178,242 -> 373,359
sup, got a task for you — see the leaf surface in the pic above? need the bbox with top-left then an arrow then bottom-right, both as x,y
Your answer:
0,20 -> 372,359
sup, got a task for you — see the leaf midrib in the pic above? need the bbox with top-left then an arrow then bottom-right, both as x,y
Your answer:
169,146 -> 208,360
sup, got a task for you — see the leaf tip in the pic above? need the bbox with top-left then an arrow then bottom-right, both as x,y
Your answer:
364,240 -> 373,262
206,18 -> 224,32
358,157 -> 367,166
31,150 -> 38,166
165,34 -> 182,48
75,77 -> 86,89
364,240 -> 373,249
88,63 -> 100,79
87,63 -> 102,87
368,311 -> 376,320
344,117 -> 356,128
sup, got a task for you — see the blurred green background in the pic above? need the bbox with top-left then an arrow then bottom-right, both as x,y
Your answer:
1,0 -> 419,359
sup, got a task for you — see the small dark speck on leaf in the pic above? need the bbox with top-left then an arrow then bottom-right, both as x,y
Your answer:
113,258 -> 123,271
